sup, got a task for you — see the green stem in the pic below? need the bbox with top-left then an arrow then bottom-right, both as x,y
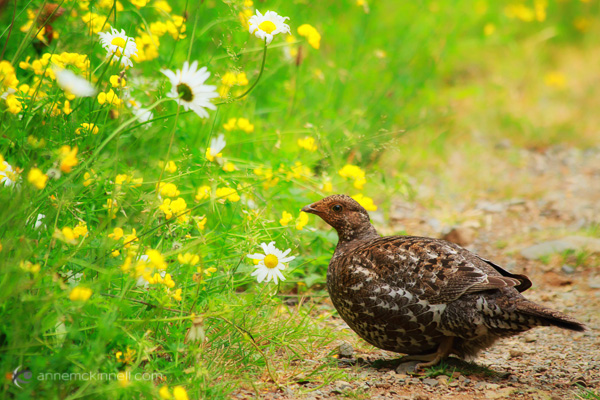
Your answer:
156,105 -> 181,192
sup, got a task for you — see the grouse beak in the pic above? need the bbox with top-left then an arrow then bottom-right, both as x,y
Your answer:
301,203 -> 319,214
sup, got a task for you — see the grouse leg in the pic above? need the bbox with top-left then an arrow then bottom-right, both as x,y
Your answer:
399,336 -> 455,370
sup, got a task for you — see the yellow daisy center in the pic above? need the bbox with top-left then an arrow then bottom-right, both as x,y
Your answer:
111,37 -> 127,49
264,254 -> 279,269
258,20 -> 277,34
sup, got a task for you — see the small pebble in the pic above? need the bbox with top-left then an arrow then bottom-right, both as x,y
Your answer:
561,264 -> 575,274
523,334 -> 537,343
509,349 -> 524,358
338,341 -> 354,358
423,378 -> 439,387
395,361 -> 419,374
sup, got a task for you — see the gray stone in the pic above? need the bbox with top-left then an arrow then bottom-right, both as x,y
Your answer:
474,381 -> 487,389
588,277 -> 600,290
338,341 -> 354,358
395,361 -> 420,374
520,236 -> 600,260
476,201 -> 506,213
423,378 -> 439,387
561,264 -> 576,274
331,380 -> 352,394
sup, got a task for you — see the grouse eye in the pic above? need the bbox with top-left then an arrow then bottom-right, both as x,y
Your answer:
332,204 -> 343,212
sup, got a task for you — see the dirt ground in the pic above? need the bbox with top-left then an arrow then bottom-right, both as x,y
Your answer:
251,145 -> 600,400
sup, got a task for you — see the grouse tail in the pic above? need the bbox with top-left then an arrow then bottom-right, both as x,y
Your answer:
517,301 -> 586,332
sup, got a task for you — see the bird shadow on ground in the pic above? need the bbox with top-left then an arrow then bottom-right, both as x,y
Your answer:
365,356 -> 504,378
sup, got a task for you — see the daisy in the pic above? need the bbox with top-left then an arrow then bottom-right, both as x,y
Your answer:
34,213 -> 46,229
248,10 -> 291,45
206,134 -> 226,162
161,61 -> 219,118
0,158 -> 18,187
54,68 -> 96,97
132,106 -> 153,128
247,241 -> 296,284
98,28 -> 138,68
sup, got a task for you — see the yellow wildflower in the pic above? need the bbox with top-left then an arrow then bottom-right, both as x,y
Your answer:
171,288 -> 183,301
83,171 -> 95,186
123,229 -> 138,248
178,253 -> 200,265
215,187 -> 240,203
297,136 -> 317,152
81,12 -> 108,34
338,164 -> 366,189
279,211 -> 293,226
351,193 -> 377,211
20,260 -> 41,273
102,197 -> 118,217
296,211 -> 309,230
109,227 -> 124,240
163,273 -> 175,288
544,72 -> 566,89
27,135 -> 46,148
73,222 -> 88,238
97,0 -> 123,10
287,161 -> 311,181
239,8 -> 253,30
59,146 -> 78,173
236,118 -> 254,133
116,347 -> 136,364
5,95 -> 23,114
222,162 -> 235,172
154,1 -> 172,13
223,118 -> 237,131
28,168 -> 48,189
483,23 -> 495,36
109,75 -> 127,88
194,216 -> 207,230
221,72 -> 237,87
158,182 -> 180,197
160,198 -> 187,221
236,72 -> 249,86
62,100 -> 73,115
146,249 -> 167,270
160,160 -> 177,173
131,0 -> 148,8
69,286 -> 92,301
135,33 -> 160,62
297,24 -> 321,49
97,89 -> 122,106
195,186 -> 211,201
0,61 -> 19,90
76,123 -> 99,135
159,386 -> 172,399
321,180 -> 333,193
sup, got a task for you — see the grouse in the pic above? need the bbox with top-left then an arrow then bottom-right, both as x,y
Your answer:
302,194 -> 585,368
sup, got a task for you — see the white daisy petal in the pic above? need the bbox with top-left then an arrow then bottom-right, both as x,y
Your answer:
281,248 -> 292,257
275,269 -> 286,282
54,68 -> 96,97
161,60 -> 219,119
247,253 -> 266,260
257,268 -> 269,283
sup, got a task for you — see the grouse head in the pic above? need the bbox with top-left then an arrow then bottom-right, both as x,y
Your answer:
302,194 -> 379,243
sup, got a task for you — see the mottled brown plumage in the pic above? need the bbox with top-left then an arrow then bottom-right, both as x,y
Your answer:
302,194 -> 585,368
